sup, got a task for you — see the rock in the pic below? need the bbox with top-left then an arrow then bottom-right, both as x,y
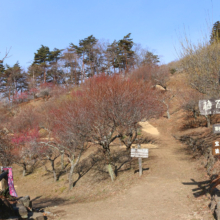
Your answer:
31,211 -> 47,220
35,88 -> 50,99
17,195 -> 32,210
210,193 -> 220,219
38,128 -> 49,138
1,127 -> 9,134
0,198 -> 15,219
155,85 -> 166,91
13,204 -> 28,219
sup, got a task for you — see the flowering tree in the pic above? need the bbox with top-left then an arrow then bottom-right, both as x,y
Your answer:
0,134 -> 13,167
11,129 -> 39,176
48,96 -> 91,190
79,74 -> 163,181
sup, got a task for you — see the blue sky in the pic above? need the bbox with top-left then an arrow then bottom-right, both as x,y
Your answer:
0,0 -> 219,69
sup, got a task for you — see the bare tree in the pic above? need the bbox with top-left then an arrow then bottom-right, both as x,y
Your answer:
179,36 -> 220,98
49,98 -> 91,190
80,74 -> 163,181
0,48 -> 11,63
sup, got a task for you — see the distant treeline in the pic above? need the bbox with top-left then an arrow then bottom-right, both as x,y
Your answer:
0,33 -> 160,102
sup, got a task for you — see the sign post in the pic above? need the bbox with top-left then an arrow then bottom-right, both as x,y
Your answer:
138,145 -> 142,177
199,99 -> 220,115
213,124 -> 220,134
199,99 -> 220,156
212,140 -> 220,156
131,144 -> 148,177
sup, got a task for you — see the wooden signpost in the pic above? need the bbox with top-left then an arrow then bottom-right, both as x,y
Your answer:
212,140 -> 220,156
199,99 -> 220,156
131,144 -> 148,177
199,99 -> 220,115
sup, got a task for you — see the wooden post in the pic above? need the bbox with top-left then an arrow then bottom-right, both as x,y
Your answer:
138,144 -> 142,177
131,146 -> 148,177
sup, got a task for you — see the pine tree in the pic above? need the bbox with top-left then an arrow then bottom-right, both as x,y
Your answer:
33,45 -> 52,83
0,62 -> 27,101
106,40 -> 120,73
47,48 -> 64,83
118,33 -> 134,72
142,51 -> 160,66
210,21 -> 220,44
70,35 -> 98,79
0,61 -> 5,74
62,47 -> 81,85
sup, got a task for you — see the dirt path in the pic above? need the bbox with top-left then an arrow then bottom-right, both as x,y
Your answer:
48,119 -> 214,220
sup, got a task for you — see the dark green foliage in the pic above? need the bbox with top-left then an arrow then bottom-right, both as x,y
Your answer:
47,48 -> 64,83
170,68 -> 177,74
33,45 -> 53,83
0,33 -> 159,97
0,62 -> 28,101
62,47 -> 81,85
117,33 -> 135,71
49,48 -> 63,64
0,62 -> 5,74
107,40 -> 120,73
70,35 -> 98,78
142,51 -> 160,66
210,21 -> 220,44
33,45 -> 51,65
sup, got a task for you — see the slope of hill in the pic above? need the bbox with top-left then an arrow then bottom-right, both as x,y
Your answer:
1,70 -> 216,219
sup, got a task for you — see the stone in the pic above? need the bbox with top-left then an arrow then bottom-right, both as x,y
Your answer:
18,195 -> 32,210
31,211 -> 47,220
13,204 -> 28,219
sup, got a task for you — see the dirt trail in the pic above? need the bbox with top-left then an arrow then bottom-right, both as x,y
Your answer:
50,119 -> 213,220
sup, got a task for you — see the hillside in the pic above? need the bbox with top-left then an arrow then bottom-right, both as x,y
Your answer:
0,71 -> 214,220
11,108 -> 213,220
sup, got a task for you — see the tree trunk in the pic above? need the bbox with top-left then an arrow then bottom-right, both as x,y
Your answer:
50,160 -> 57,182
105,148 -> 116,182
107,164 -> 116,182
22,164 -> 27,177
68,161 -> 75,191
193,109 -> 197,119
167,109 -> 170,119
163,100 -> 170,119
61,151 -> 64,170
44,68 -> 46,83
205,115 -> 211,127
8,88 -> 11,102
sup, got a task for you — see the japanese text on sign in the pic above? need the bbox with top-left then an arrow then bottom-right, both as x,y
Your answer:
213,124 -> 220,133
199,99 -> 220,115
212,140 -> 220,156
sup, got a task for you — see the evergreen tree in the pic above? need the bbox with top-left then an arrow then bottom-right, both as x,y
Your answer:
49,48 -> 63,64
141,51 -> 160,66
210,21 -> 220,44
47,48 -> 64,83
106,40 -> 120,73
0,62 -> 27,101
33,45 -> 52,83
0,61 -> 5,74
70,35 -> 98,79
62,47 -> 81,85
118,33 -> 134,72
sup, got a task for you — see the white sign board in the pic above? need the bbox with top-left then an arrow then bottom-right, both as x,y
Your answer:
199,99 -> 220,115
213,124 -> 220,134
131,148 -> 148,158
